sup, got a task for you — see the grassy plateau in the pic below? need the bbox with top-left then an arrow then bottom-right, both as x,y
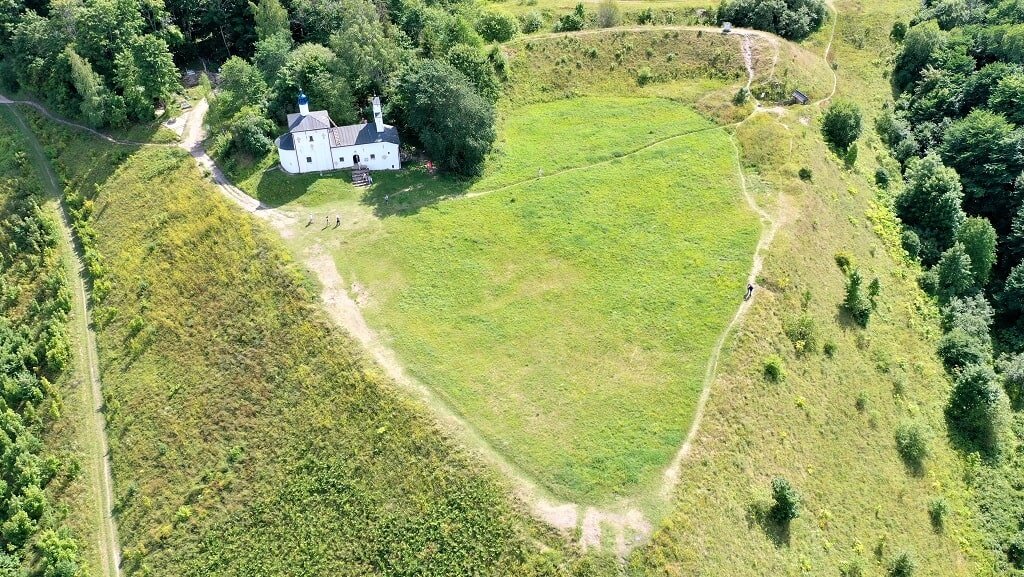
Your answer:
234,97 -> 760,507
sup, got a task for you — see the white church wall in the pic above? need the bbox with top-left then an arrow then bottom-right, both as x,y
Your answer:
279,146 -> 300,174
330,143 -> 400,171
294,128 -> 334,173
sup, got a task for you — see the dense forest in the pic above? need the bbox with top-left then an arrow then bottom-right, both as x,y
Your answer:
879,0 -> 1024,571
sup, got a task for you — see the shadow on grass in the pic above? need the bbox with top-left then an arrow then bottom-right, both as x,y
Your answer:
360,164 -> 474,218
746,501 -> 792,548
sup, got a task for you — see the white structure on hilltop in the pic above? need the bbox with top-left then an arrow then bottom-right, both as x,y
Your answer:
275,92 -> 400,174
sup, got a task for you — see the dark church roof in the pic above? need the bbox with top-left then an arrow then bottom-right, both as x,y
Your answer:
329,123 -> 400,147
275,133 -> 294,151
286,110 -> 331,132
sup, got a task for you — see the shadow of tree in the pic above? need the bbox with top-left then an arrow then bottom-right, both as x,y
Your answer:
360,163 -> 474,218
746,500 -> 792,548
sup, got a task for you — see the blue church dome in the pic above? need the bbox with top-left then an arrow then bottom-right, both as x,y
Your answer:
298,91 -> 309,105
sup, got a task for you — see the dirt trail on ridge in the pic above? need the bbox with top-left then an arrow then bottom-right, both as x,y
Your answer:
0,100 -> 123,577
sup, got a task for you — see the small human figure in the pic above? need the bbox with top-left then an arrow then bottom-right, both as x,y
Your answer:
745,283 -> 754,301
335,215 -> 340,227
384,194 -> 389,202
368,174 -> 373,185
307,213 -> 314,226
538,168 -> 544,178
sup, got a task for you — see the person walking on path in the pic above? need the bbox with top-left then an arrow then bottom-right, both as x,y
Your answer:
335,215 -> 341,227
308,214 -> 314,226
745,283 -> 754,301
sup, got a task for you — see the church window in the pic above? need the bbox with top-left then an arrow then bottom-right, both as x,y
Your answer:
306,156 -> 312,163
370,154 -> 376,159
309,135 -> 314,142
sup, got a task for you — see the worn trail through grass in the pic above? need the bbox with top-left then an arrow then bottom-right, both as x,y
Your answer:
0,101 -> 123,577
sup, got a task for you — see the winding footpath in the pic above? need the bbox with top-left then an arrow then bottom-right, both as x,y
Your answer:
0,101 -> 122,577
0,13 -> 840,553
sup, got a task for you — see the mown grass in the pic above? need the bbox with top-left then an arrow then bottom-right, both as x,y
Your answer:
628,0 -> 1001,574
236,97 -> 759,506
24,115 -> 602,575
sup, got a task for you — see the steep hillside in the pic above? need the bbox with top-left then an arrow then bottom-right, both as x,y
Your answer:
18,113 -> 611,576
631,1 -> 1002,575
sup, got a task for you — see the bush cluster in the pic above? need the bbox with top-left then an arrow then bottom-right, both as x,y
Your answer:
716,0 -> 828,40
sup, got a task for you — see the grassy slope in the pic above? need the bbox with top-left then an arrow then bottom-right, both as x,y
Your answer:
24,114 -> 598,576
232,97 -> 759,506
630,1 -> 999,575
0,112 -> 104,577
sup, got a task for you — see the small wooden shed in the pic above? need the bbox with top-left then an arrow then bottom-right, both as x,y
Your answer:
792,90 -> 810,105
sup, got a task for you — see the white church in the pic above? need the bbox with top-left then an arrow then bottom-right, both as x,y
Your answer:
275,92 -> 401,174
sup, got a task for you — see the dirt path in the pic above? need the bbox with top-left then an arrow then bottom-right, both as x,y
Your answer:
1,104 -> 122,577
817,1 -> 840,105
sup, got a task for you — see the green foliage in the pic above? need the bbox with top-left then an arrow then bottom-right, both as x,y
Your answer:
928,497 -> 948,528
36,529 -> 81,577
769,477 -> 801,523
217,57 -> 269,113
999,262 -> 1024,316
764,355 -> 785,383
717,0 -> 827,40
937,328 -> 990,371
843,268 -> 872,328
270,43 -> 356,127
894,421 -> 931,468
935,242 -> 975,302
889,551 -> 917,577
784,314 -> 818,354
398,59 -> 496,176
250,0 -> 290,41
556,3 -> 586,32
894,21 -> 944,91
798,167 -> 812,181
519,11 -> 545,34
896,154 -> 965,266
997,353 -> 1024,409
636,66 -> 654,86
945,363 -> 1008,456
596,0 -> 622,28
476,10 -> 518,42
226,106 -> 276,156
955,217 -> 996,287
834,251 -> 855,273
821,100 -> 863,151
988,71 -> 1024,125
890,21 -> 907,42
445,44 -> 500,101
843,142 -> 858,168
940,109 -> 1024,225
901,229 -> 920,261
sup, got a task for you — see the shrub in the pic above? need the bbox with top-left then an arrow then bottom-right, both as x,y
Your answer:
824,340 -> 837,358
519,11 -> 544,33
596,0 -> 621,28
855,391 -> 868,412
636,66 -> 654,86
894,421 -> 931,467
928,497 -> 948,528
996,353 -> 1024,409
946,363 -> 1008,455
844,143 -> 858,168
556,3 -> 586,32
476,11 -> 519,42
764,355 -> 785,383
843,268 -> 873,328
733,87 -> 750,105
798,167 -> 812,181
227,106 -> 276,156
889,551 -> 916,577
936,242 -> 976,302
834,252 -> 855,273
769,477 -> 801,523
891,21 -> 907,42
784,314 -> 818,354
821,100 -> 863,150
840,558 -> 864,577
901,229 -> 921,260
937,328 -> 990,371
875,166 -> 891,188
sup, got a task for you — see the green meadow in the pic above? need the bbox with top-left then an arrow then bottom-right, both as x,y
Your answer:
238,97 -> 761,504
